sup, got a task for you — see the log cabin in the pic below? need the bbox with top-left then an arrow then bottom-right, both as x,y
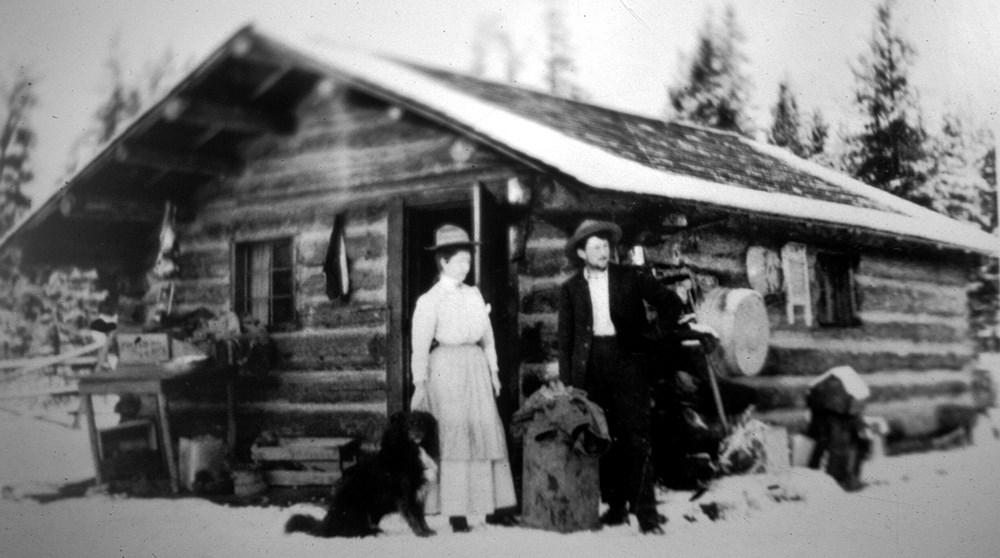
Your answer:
2,25 -> 996,456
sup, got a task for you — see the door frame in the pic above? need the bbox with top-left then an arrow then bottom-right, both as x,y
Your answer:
385,184 -> 510,417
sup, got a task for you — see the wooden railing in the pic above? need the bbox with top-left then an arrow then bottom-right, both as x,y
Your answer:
0,335 -> 107,425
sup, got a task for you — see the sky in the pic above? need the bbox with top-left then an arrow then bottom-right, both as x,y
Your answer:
2,0 -> 998,205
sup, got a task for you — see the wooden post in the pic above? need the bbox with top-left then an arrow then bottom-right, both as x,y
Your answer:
156,393 -> 179,493
472,183 -> 483,286
226,379 -> 236,451
386,198 -> 406,417
81,394 -> 103,486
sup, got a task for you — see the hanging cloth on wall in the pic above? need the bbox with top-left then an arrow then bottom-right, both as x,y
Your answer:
152,201 -> 178,278
324,213 -> 351,300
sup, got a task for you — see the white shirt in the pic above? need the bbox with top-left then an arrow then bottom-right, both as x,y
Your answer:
410,276 -> 498,384
585,268 -> 617,337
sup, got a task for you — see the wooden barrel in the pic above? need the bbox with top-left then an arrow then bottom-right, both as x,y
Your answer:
694,288 -> 770,377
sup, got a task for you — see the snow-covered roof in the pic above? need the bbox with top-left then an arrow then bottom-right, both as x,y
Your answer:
276,29 -> 996,255
3,25 -> 996,257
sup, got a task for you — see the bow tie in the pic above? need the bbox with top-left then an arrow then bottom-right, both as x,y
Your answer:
585,269 -> 607,280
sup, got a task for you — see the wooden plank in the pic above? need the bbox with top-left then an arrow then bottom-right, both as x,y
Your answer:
386,197 -> 405,417
251,437 -> 358,461
265,470 -> 341,487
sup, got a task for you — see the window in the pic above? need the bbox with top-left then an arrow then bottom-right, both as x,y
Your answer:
815,252 -> 859,327
234,239 -> 295,329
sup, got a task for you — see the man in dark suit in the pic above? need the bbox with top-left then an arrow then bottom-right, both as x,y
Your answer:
556,219 -> 686,534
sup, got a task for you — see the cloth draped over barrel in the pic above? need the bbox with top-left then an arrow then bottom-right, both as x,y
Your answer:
512,387 -> 611,455
512,387 -> 612,532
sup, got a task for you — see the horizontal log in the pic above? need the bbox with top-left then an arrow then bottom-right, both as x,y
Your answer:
168,400 -> 387,448
173,249 -> 230,280
115,144 -> 243,177
61,195 -> 163,224
237,401 -> 387,444
858,255 -> 969,286
763,346 -> 973,376
272,327 -> 386,371
300,304 -> 386,330
724,370 -> 973,411
750,393 -> 976,439
521,244 -> 571,276
858,280 -> 968,317
768,331 -> 973,356
520,284 -> 561,314
163,97 -> 296,135
769,321 -> 970,344
297,231 -> 387,266
238,369 -> 387,404
170,280 -> 229,307
297,265 -> 386,299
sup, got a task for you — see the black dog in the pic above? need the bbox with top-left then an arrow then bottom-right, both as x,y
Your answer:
285,411 -> 439,537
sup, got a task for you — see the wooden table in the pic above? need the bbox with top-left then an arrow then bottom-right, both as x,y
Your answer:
78,361 -> 236,493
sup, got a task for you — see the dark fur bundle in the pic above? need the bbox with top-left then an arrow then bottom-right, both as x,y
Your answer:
285,411 -> 439,537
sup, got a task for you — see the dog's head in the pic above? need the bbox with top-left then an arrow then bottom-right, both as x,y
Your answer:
385,411 -> 439,462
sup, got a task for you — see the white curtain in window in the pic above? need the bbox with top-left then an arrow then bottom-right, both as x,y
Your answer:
251,243 -> 272,323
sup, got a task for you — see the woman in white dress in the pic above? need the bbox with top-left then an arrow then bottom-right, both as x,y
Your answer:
410,224 -> 517,532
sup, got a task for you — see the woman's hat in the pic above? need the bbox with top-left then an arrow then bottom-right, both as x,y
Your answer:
425,223 -> 479,251
565,219 -> 622,259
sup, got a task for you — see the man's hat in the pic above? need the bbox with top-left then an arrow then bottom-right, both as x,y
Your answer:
565,219 -> 622,259
425,223 -> 479,251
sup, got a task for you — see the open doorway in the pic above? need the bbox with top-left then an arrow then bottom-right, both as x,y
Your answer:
396,188 -> 511,416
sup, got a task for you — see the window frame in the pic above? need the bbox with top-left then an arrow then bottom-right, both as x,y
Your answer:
232,237 -> 296,331
813,250 -> 861,328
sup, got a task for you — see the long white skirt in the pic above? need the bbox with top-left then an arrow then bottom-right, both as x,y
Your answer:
424,344 -> 517,516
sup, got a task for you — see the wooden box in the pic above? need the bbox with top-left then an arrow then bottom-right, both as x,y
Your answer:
251,437 -> 360,487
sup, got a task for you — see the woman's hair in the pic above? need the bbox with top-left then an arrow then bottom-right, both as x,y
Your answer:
435,246 -> 471,272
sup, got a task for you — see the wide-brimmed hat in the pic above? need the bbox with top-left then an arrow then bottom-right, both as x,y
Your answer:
425,223 -> 479,251
565,219 -> 622,259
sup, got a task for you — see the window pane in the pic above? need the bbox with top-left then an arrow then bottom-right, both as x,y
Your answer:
234,238 -> 294,329
271,296 -> 294,325
272,269 -> 293,297
272,240 -> 292,268
234,246 -> 248,316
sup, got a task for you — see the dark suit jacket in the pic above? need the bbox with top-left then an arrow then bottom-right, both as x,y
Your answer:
557,264 -> 685,388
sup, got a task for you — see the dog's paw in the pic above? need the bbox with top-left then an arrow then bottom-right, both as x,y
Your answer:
416,526 -> 436,537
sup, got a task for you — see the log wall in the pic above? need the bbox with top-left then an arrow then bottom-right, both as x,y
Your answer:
162,83 -> 514,448
514,219 -> 979,440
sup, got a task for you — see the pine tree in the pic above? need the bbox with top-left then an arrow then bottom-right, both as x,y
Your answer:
850,0 -> 928,204
768,79 -> 807,157
542,0 -> 587,100
921,113 -> 992,228
94,36 -> 142,144
469,14 -> 523,84
807,110 -> 830,158
667,4 -> 754,137
67,39 -> 182,174
0,68 -> 37,234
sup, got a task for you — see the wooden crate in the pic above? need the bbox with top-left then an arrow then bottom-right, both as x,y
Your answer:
251,437 -> 360,487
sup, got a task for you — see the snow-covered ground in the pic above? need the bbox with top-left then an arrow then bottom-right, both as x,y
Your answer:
2,408 -> 1000,558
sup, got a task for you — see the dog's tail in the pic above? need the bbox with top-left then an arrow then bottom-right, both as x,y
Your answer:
285,513 -> 324,536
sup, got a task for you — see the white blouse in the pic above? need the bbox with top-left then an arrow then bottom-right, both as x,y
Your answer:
410,275 -> 498,384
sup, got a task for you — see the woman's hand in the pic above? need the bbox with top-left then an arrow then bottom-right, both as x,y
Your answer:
411,382 -> 430,412
490,369 -> 501,398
